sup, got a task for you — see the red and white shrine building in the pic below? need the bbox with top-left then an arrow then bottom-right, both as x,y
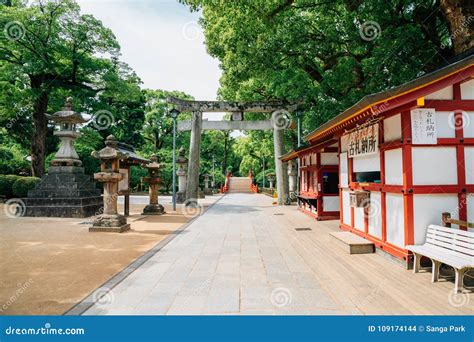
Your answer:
281,54 -> 474,264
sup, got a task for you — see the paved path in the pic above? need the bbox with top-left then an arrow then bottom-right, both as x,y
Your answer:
84,193 -> 352,315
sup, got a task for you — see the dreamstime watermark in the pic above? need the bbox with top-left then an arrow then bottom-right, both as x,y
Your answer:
448,111 -> 470,131
92,286 -> 115,307
1,278 -> 34,313
359,21 -> 381,41
182,21 -> 201,41
271,110 -> 292,130
270,287 -> 292,307
92,110 -> 114,131
4,323 -> 85,336
441,15 -> 473,49
182,198 -> 204,218
361,197 -> 381,220
372,101 -> 389,116
448,288 -> 470,308
4,21 -> 25,41
3,198 -> 26,218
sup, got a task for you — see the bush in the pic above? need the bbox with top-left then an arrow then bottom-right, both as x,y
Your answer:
0,147 -> 30,175
12,177 -> 41,198
0,175 -> 22,198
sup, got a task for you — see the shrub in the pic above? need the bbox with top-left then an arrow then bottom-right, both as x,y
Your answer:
0,175 -> 22,198
12,177 -> 41,198
0,147 -> 30,175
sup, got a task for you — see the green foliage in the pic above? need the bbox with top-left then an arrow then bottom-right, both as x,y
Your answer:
11,176 -> 40,197
130,166 -> 148,192
182,0 -> 453,135
0,144 -> 29,175
0,0 -> 144,176
0,174 -> 22,198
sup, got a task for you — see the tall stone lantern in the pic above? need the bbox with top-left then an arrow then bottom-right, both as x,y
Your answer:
89,135 -> 130,233
23,97 -> 102,217
203,173 -> 213,195
176,147 -> 188,204
142,155 -> 165,215
48,97 -> 87,166
268,173 -> 275,190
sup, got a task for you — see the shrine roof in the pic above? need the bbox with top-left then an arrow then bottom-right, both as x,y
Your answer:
117,142 -> 149,165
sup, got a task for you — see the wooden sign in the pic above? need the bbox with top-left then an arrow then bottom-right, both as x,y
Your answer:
347,123 -> 379,158
118,168 -> 129,194
411,108 -> 437,145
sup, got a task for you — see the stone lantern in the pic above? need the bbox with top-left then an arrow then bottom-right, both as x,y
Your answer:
23,97 -> 102,217
268,173 -> 275,190
203,173 -> 212,195
48,97 -> 87,166
142,155 -> 165,215
89,135 -> 130,233
176,147 -> 188,204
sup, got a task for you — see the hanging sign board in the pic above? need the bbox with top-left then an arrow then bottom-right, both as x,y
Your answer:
347,123 -> 379,158
411,108 -> 437,145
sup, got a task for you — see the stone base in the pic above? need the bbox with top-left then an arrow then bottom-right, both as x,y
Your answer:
89,223 -> 130,233
198,190 -> 205,199
203,188 -> 213,196
23,168 -> 103,218
142,203 -> 165,215
176,192 -> 186,204
89,214 -> 130,233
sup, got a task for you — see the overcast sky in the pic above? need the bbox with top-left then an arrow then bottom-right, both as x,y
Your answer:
76,0 -> 222,101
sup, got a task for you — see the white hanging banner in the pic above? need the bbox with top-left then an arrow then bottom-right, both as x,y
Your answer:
411,108 -> 437,145
347,123 -> 379,158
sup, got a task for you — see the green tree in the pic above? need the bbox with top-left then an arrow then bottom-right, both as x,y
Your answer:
0,0 -> 134,177
182,0 -> 467,136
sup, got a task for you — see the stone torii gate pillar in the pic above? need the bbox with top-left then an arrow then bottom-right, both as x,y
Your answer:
273,124 -> 289,205
186,111 -> 202,203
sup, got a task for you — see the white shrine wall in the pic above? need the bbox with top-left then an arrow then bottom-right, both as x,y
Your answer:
412,147 -> 458,185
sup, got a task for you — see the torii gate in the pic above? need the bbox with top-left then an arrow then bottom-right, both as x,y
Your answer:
167,97 -> 296,205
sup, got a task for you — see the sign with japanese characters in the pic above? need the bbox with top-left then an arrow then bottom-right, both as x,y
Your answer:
411,108 -> 437,145
347,123 -> 379,158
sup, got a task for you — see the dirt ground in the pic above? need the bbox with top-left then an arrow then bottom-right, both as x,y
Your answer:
0,196 -> 220,315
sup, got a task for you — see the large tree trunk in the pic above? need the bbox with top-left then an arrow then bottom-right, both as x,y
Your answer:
30,76 -> 49,178
440,0 -> 474,55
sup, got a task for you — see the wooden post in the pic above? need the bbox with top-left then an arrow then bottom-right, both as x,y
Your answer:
442,212 -> 451,227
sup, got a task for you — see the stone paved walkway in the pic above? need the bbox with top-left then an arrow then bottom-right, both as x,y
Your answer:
83,193 -> 473,315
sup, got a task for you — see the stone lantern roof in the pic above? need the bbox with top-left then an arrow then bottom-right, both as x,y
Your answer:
145,155 -> 161,170
46,97 -> 88,124
177,147 -> 188,164
92,135 -> 129,161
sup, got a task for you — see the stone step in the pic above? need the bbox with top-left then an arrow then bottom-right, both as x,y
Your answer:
23,196 -> 103,206
24,202 -> 103,218
36,181 -> 98,190
28,189 -> 102,198
41,173 -> 94,182
329,231 -> 375,254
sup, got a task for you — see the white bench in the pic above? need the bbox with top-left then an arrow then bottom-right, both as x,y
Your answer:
406,224 -> 474,293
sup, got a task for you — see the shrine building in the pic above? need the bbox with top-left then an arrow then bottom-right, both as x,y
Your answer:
281,53 -> 474,263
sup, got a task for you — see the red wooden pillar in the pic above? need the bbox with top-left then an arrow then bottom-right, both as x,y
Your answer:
379,122 -> 387,242
401,110 -> 414,248
454,82 -> 468,230
348,155 -> 355,228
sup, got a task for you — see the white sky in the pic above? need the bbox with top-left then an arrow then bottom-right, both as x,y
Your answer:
76,0 -> 222,104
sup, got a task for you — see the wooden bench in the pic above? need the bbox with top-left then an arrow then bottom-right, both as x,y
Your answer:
406,224 -> 474,293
